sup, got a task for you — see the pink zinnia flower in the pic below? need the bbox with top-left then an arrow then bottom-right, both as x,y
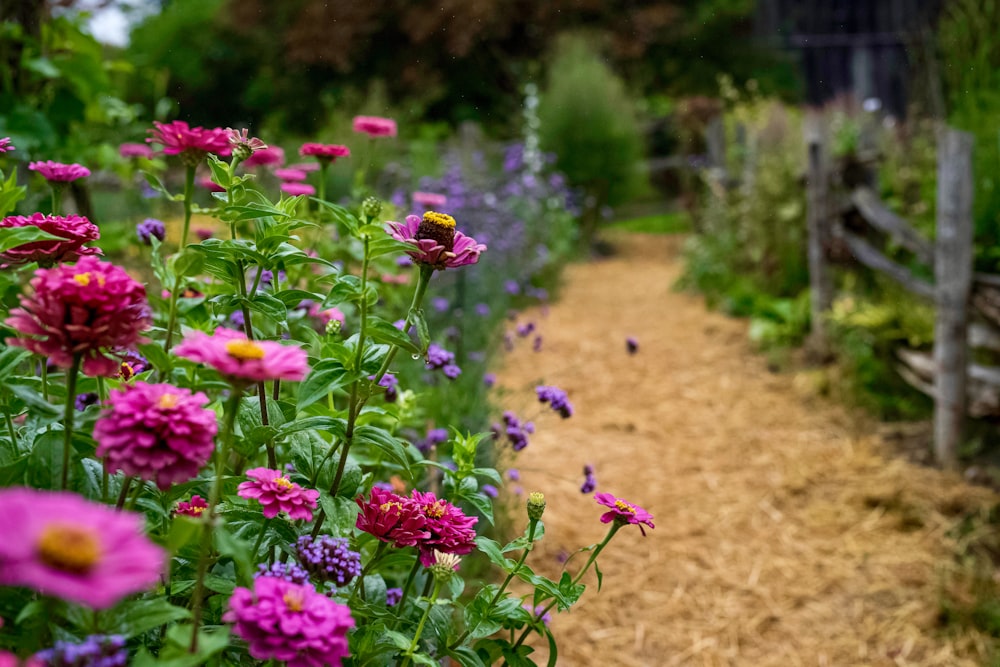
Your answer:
355,487 -> 429,548
274,168 -> 308,182
0,487 -> 165,609
119,142 -> 153,159
93,382 -> 218,489
595,492 -> 655,536
280,182 -> 315,196
147,120 -> 231,164
0,213 -> 101,267
380,273 -> 409,285
409,490 -> 478,566
173,328 -> 309,385
226,128 -> 267,158
224,576 -> 354,667
237,468 -> 319,521
412,191 -> 447,208
0,650 -> 42,667
28,161 -> 90,183
299,143 -> 350,161
243,145 -> 285,169
175,495 -> 209,517
5,257 -> 151,376
197,176 -> 226,193
352,116 -> 397,138
0,137 -> 15,153
386,212 -> 486,271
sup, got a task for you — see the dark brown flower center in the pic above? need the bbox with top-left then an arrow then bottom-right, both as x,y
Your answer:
416,211 -> 456,253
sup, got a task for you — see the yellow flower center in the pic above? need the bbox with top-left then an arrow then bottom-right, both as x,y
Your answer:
275,477 -> 294,490
283,590 -> 306,612
188,505 -> 206,516
36,523 -> 102,574
380,501 -> 403,512
120,362 -> 136,380
225,340 -> 266,361
422,211 -> 456,229
157,393 -> 180,409
72,272 -> 106,288
424,501 -> 447,519
613,500 -> 636,514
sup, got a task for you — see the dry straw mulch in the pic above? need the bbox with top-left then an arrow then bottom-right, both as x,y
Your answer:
495,233 -> 998,666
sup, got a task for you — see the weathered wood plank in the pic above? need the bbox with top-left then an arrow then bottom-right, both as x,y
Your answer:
850,187 -> 934,265
896,348 -> 1000,418
933,127 -> 974,468
835,228 -> 935,300
805,117 -> 834,352
968,322 -> 1000,351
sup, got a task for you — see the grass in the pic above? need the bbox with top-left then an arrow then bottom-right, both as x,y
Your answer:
608,211 -> 690,234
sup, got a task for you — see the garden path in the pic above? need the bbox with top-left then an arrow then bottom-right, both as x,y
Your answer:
495,232 -> 998,666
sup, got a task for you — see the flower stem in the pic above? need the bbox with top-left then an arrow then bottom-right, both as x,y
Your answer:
50,187 -> 59,216
189,390 -> 242,653
349,541 -> 388,605
372,265 -> 433,383
115,475 -> 133,510
179,165 -> 195,249
60,355 -> 81,490
400,579 -> 442,667
392,557 -> 423,629
40,357 -> 49,401
250,518 -> 271,560
3,396 -> 17,448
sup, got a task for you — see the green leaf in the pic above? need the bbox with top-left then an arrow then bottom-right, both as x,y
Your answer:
412,308 -> 431,354
0,457 -> 27,485
544,626 -> 559,667
594,560 -> 603,592
447,646 -> 488,667
28,430 -> 63,489
206,154 -> 232,189
171,248 -> 204,279
141,171 -> 183,202
318,493 -> 360,537
474,537 -> 513,571
214,523 -> 254,584
297,359 -> 360,411
167,514 -> 202,554
367,316 -> 419,354
134,625 -> 230,667
460,490 -> 495,526
102,598 -> 191,639
355,425 -> 413,474
464,586 -> 504,639
0,225 -> 62,253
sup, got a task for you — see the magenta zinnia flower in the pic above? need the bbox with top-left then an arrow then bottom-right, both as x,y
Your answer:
0,213 -> 101,267
147,120 -> 231,164
0,487 -> 165,608
352,116 -> 397,138
0,137 -> 15,154
175,495 -> 209,517
93,382 -> 218,489
224,576 -> 354,667
299,143 -> 350,161
595,492 -> 655,536
238,468 -> 319,521
386,212 -> 486,270
410,490 -> 478,566
6,257 -> 150,376
274,167 -> 308,182
226,128 -> 267,158
412,191 -> 447,208
173,328 -> 309,385
355,487 -> 429,548
243,145 -> 285,168
28,161 -> 90,183
286,162 -> 320,173
119,142 -> 153,159
280,182 -> 316,197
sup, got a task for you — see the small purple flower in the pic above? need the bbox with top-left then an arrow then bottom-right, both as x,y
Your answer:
372,373 -> 399,402
508,469 -> 520,482
626,336 -> 639,355
516,322 -> 535,338
229,310 -> 245,329
396,255 -> 414,268
475,303 -> 490,317
500,411 -> 531,451
75,392 -> 99,411
386,587 -> 403,606
426,343 -> 455,371
296,535 -> 362,587
135,218 -> 165,245
504,280 -> 520,295
483,373 -> 497,388
536,385 -> 574,419
527,287 -> 549,301
482,484 -> 498,499
416,427 -> 449,453
442,363 -> 462,380
393,319 -> 406,331
532,335 -> 543,352
431,297 -> 450,313
255,561 -> 311,585
524,603 -> 552,626
581,465 -> 597,494
36,634 -> 127,667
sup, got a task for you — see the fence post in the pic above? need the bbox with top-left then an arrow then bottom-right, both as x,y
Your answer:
805,115 -> 833,353
933,127 -> 974,468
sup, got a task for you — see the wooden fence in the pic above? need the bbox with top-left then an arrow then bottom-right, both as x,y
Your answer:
805,121 -> 1000,468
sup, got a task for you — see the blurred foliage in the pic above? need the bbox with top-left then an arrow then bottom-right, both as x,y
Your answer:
537,34 -> 644,242
118,0 -> 796,133
939,0 -> 1000,271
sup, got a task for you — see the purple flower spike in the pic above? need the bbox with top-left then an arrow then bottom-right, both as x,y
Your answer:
536,385 -> 574,419
626,336 -> 639,355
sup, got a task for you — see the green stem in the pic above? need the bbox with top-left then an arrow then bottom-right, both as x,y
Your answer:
318,162 -> 328,208
115,475 -> 134,510
349,541 -> 388,605
400,579 -> 442,667
3,398 -> 17,448
250,518 -> 271,561
451,519 -> 538,649
50,185 -> 60,216
163,167 -> 196,353
372,265 -> 434,383
189,390 -> 242,653
40,357 -> 49,401
509,524 -> 622,654
392,557 -> 423,628
60,355 -> 81,490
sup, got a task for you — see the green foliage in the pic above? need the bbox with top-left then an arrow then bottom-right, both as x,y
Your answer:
538,34 -> 644,213
609,211 -> 690,234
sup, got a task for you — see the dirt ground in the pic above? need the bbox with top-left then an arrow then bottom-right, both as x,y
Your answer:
495,232 -> 999,667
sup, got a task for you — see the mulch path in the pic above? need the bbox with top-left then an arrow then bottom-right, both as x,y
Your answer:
494,232 -> 998,666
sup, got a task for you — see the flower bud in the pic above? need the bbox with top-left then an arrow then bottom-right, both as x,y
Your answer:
429,550 -> 461,582
362,196 -> 382,219
526,492 -> 546,521
325,318 -> 342,336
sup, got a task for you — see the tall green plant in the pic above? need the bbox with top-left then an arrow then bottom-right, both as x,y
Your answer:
538,34 -> 644,245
